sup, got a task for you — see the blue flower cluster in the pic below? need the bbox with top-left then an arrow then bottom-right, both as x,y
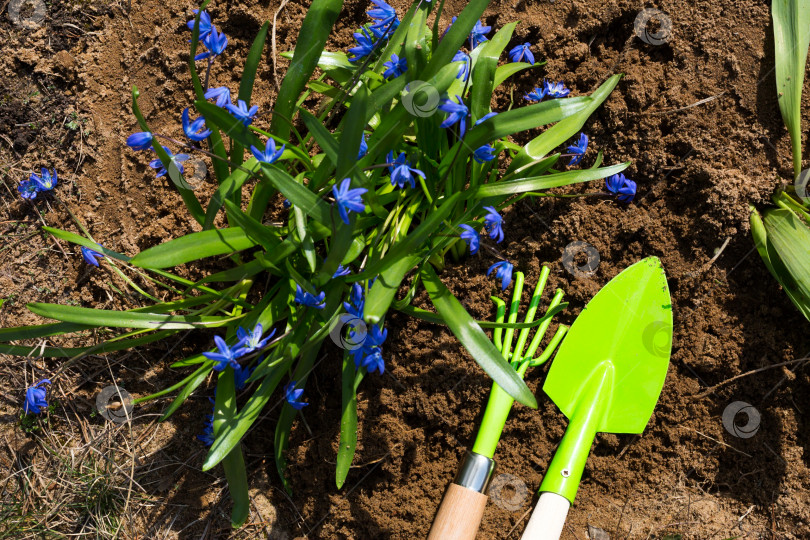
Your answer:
125,10 -> 279,181
81,245 -> 105,267
332,178 -> 368,224
23,379 -> 51,415
294,284 -> 326,309
202,323 -> 275,372
18,168 -> 57,200
188,10 -> 228,61
343,283 -> 388,374
606,173 -> 637,203
348,0 -> 400,64
284,381 -> 309,409
457,207 -> 516,290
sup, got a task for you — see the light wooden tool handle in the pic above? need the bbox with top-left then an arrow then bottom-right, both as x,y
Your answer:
520,492 -> 570,540
427,483 -> 488,540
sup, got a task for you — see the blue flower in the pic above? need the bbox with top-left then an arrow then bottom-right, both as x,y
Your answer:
81,245 -> 104,267
149,146 -> 190,178
284,381 -> 308,409
453,50 -> 470,80
31,168 -> 57,191
235,323 -> 275,356
182,108 -> 211,142
382,53 -> 407,79
194,27 -> 228,61
361,350 -> 385,374
197,413 -> 215,445
250,138 -> 285,164
18,179 -> 40,200
349,27 -> 376,62
333,264 -> 352,278
126,131 -> 153,151
469,20 -> 491,48
606,173 -> 637,203
473,144 -> 497,164
509,43 -> 535,64
357,134 -> 368,160
459,224 -> 480,254
439,95 -> 469,137
387,151 -> 425,189
368,0 -> 399,32
23,379 -> 51,415
525,87 -> 547,102
225,99 -> 258,126
204,86 -> 231,107
566,132 -> 588,165
332,178 -> 367,225
483,206 -> 504,243
543,79 -> 570,98
295,284 -> 326,309
203,335 -> 242,371
487,261 -> 514,291
475,112 -> 498,126
351,324 -> 387,374
343,283 -> 365,318
234,364 -> 255,391
186,9 -> 213,40
283,198 -> 292,209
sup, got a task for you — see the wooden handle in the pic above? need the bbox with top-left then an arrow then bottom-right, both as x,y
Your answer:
427,483 -> 488,540
520,492 -> 570,540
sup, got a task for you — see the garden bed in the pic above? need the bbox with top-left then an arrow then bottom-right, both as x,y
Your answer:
1,0 -> 809,538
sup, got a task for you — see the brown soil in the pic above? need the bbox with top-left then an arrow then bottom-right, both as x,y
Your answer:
2,0 -> 810,538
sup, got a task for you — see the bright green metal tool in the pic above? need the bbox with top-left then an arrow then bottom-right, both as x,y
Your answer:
521,256 -> 673,540
428,265 -> 568,540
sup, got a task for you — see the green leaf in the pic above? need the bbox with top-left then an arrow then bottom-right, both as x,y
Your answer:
204,160 -> 262,230
300,109 -> 340,165
493,61 -> 542,88
336,84 -> 368,180
350,192 -> 465,283
0,321 -> 93,340
26,303 -> 236,329
507,75 -> 622,174
440,97 -> 592,170
363,255 -> 422,324
270,0 -> 344,140
470,22 -> 517,121
130,228 -> 259,269
274,344 -> 320,493
475,162 -> 630,198
212,368 -> 251,527
0,329 -> 176,358
222,199 -> 282,251
228,21 -> 270,171
258,165 -> 332,225
336,354 -> 360,488
761,207 -> 810,319
773,0 -> 810,176
42,227 -> 130,261
159,362 -> 213,420
420,265 -> 537,408
238,21 -> 269,106
203,355 -> 291,471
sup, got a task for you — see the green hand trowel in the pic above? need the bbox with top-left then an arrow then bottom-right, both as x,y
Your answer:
428,266 -> 569,540
521,256 -> 673,540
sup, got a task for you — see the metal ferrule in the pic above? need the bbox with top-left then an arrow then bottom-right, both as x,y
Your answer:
453,451 -> 496,493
